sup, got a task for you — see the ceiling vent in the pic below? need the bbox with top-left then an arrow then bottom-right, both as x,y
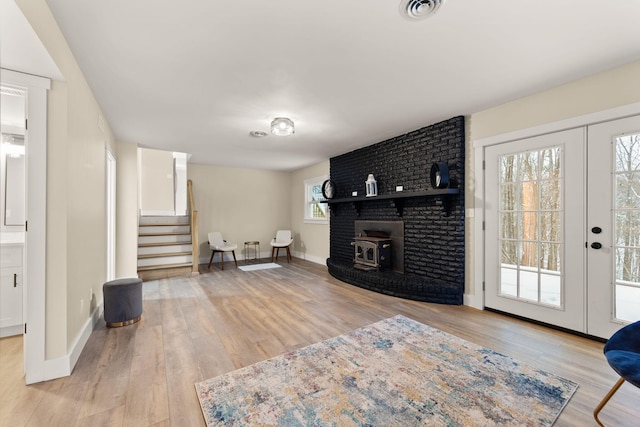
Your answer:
400,0 -> 446,21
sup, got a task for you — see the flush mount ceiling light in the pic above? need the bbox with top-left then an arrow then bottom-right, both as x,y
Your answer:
270,117 -> 295,136
400,0 -> 446,21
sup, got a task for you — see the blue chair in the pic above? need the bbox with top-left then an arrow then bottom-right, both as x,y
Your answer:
594,320 -> 640,426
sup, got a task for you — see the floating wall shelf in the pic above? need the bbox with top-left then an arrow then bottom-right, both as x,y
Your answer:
320,188 -> 459,216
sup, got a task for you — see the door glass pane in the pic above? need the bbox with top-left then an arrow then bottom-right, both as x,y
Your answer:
500,213 -> 518,240
540,147 -> 561,179
540,274 -> 561,306
614,133 -> 640,322
615,173 -> 640,209
500,155 -> 517,182
519,270 -> 539,301
615,284 -> 640,322
541,212 -> 562,243
500,240 -> 517,265
497,146 -> 563,307
541,243 -> 562,272
500,267 -> 517,297
540,180 -> 561,210
522,212 -> 538,242
500,183 -> 518,211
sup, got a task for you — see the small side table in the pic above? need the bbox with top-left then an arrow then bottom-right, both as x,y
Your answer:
244,241 -> 260,264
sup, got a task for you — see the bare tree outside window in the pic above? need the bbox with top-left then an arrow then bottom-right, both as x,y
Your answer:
498,146 -> 562,306
614,133 -> 640,322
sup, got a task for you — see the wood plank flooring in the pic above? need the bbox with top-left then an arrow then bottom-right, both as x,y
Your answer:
1,259 -> 638,426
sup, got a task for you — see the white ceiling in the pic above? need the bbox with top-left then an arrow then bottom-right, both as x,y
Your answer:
0,0 -> 63,82
8,1 -> 640,171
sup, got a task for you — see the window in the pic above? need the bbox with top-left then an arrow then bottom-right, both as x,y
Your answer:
613,132 -> 640,322
498,146 -> 563,308
304,176 -> 328,224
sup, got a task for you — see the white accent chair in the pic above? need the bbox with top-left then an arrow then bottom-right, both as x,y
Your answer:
207,232 -> 238,270
270,230 -> 293,262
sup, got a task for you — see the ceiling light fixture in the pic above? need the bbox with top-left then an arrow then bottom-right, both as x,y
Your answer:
270,117 -> 295,136
400,0 -> 446,21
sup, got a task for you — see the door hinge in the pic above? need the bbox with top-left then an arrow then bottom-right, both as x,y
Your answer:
482,221 -> 485,231
482,281 -> 486,291
25,119 -> 28,130
14,273 -> 17,288
24,323 -> 27,334
482,160 -> 486,170
25,221 -> 28,232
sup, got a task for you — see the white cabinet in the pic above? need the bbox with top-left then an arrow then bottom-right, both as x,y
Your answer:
0,243 -> 23,337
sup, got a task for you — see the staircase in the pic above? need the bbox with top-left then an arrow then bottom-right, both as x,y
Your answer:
137,215 -> 195,281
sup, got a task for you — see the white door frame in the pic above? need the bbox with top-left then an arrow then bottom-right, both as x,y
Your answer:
473,102 -> 640,315
1,69 -> 50,384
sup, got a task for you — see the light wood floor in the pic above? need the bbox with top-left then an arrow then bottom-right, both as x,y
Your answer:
1,259 -> 638,426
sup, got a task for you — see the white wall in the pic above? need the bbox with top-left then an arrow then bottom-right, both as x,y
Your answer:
139,147 -> 175,214
116,140 -> 139,278
465,60 -> 640,305
290,160 -> 330,264
188,164 -> 292,263
18,0 -> 116,360
188,161 -> 330,266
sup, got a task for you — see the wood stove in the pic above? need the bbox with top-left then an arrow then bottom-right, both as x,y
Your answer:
352,236 -> 391,271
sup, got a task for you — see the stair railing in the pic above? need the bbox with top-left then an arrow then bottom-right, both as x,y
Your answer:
187,179 -> 199,274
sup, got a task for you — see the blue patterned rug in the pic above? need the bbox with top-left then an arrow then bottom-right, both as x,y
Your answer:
195,315 -> 578,426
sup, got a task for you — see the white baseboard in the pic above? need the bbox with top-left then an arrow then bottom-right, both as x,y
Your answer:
0,324 -> 23,338
42,298 -> 103,381
139,210 -> 176,216
464,293 -> 484,309
199,251 -> 327,267
291,251 -> 327,266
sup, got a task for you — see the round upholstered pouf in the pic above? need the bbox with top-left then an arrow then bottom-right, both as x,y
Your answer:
103,278 -> 143,327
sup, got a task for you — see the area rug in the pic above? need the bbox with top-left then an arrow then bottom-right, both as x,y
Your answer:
195,315 -> 578,426
238,263 -> 282,272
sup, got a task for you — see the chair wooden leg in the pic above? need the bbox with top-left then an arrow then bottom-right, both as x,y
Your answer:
594,377 -> 626,427
221,252 -> 225,270
232,250 -> 237,267
271,247 -> 275,262
286,246 -> 291,262
208,251 -> 215,269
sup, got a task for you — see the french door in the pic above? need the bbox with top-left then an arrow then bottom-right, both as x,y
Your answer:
587,115 -> 640,338
484,115 -> 640,339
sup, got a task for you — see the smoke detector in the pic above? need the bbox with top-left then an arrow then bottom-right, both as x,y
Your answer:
400,0 -> 446,21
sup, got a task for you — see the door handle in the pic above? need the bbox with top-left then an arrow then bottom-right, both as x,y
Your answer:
591,242 -> 602,249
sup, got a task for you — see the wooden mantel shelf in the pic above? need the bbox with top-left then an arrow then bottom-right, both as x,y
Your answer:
320,188 -> 459,216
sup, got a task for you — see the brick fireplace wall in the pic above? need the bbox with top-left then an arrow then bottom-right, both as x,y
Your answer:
327,116 -> 465,304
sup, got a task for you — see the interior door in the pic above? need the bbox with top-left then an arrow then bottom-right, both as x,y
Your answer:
587,115 -> 640,338
484,128 -> 586,332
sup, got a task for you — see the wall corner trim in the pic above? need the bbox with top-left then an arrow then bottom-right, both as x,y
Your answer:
38,298 -> 103,383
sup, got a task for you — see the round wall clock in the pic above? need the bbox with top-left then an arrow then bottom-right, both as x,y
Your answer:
322,179 -> 336,199
430,162 -> 450,189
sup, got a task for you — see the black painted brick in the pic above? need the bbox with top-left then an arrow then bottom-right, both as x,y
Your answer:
328,116 -> 465,305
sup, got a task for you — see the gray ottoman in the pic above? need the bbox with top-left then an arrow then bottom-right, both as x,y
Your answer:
103,278 -> 143,327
